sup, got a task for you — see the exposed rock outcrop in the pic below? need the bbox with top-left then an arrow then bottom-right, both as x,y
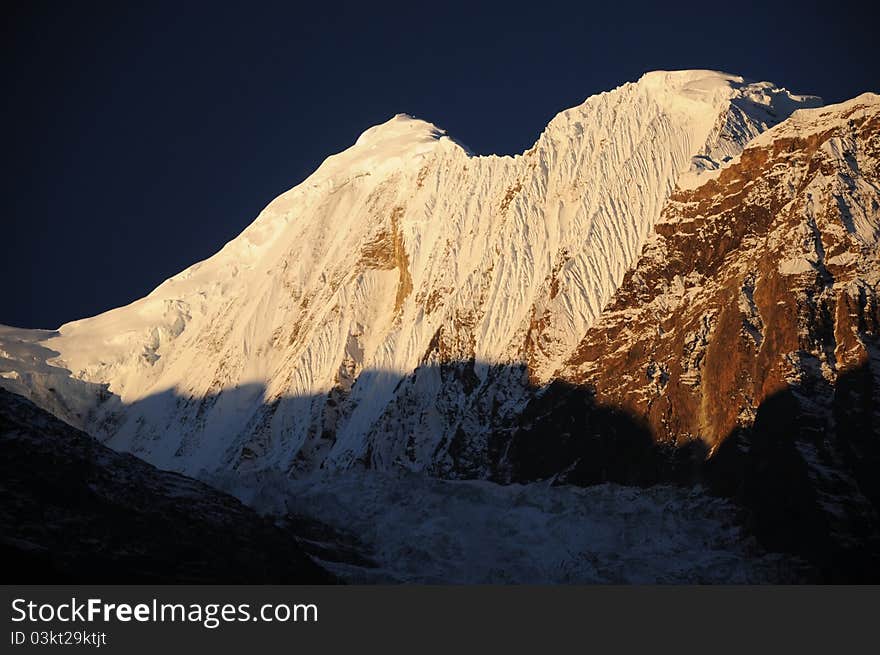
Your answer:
507,96 -> 880,580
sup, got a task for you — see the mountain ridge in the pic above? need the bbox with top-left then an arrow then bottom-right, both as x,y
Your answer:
4,71 -> 879,581
0,70 -> 825,482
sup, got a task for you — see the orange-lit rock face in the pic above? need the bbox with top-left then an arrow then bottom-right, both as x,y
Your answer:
560,99 -> 880,453
497,98 -> 880,578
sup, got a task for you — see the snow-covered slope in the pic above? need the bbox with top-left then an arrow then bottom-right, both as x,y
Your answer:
209,468 -> 804,583
0,70 -> 820,478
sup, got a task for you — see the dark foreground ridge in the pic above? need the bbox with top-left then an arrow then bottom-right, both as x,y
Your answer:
0,388 -> 335,584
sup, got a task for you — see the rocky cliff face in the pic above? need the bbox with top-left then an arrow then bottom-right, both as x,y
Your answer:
505,95 -> 880,579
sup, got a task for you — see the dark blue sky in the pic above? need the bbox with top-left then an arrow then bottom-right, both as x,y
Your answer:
3,0 -> 877,328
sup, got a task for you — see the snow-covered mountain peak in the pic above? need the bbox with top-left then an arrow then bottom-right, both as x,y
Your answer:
308,112 -> 463,184
354,113 -> 446,146
641,69 -> 824,189
638,69 -> 744,93
636,69 -> 817,106
0,71 -> 825,478
636,69 -> 768,114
